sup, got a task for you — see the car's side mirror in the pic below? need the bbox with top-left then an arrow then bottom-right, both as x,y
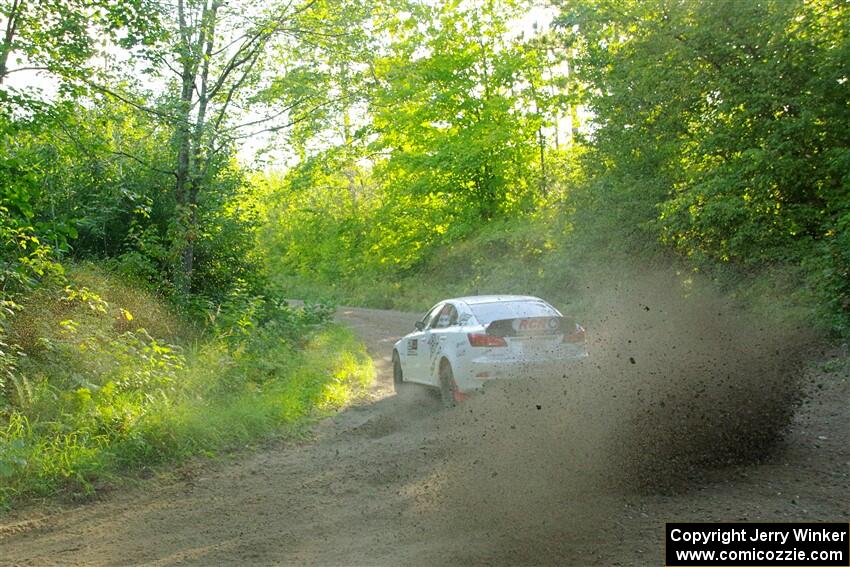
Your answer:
414,321 -> 425,331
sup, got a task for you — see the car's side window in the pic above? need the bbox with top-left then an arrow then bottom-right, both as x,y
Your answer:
430,303 -> 458,329
419,304 -> 442,330
446,304 -> 458,327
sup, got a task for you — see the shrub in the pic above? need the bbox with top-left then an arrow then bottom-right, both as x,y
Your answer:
0,266 -> 373,508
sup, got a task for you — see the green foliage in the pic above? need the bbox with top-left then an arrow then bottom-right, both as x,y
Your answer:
262,0 -> 577,296
0,115 -> 67,407
0,94 -> 266,303
1,0 -> 849,510
558,0 -> 850,333
0,0 -> 163,86
0,0 -> 381,510
0,267 -> 371,507
369,1 -> 549,219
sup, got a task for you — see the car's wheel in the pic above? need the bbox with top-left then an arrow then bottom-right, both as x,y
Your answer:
438,359 -> 458,408
392,351 -> 404,391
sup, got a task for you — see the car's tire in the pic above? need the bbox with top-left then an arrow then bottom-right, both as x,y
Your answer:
438,359 -> 458,408
392,351 -> 404,391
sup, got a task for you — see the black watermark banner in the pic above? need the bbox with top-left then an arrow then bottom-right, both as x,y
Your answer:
666,523 -> 850,566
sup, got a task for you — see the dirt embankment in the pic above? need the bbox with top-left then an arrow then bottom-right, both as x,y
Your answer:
0,298 -> 847,566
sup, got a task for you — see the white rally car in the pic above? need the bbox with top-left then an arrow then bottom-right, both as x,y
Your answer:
392,295 -> 587,405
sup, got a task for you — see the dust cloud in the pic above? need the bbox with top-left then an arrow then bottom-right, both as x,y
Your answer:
412,269 -> 814,563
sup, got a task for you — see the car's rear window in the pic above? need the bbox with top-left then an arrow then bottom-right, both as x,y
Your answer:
469,301 -> 559,325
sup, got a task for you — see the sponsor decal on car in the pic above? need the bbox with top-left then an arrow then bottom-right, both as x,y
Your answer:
512,317 -> 560,333
428,334 -> 440,358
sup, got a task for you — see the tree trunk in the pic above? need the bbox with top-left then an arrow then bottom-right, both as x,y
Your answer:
529,78 -> 547,198
0,0 -> 22,84
173,0 -> 197,293
538,127 -> 546,197
171,0 -> 222,293
342,106 -> 359,214
182,1 -> 220,290
565,50 -> 580,141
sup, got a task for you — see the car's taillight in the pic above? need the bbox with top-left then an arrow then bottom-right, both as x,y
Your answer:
563,324 -> 586,344
467,333 -> 508,347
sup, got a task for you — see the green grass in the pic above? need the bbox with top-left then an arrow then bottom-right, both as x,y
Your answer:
0,267 -> 374,509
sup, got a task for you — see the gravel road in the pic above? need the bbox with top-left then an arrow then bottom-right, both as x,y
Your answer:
0,306 -> 847,566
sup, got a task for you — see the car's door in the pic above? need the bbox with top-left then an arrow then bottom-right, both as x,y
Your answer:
422,302 -> 460,386
402,303 -> 443,384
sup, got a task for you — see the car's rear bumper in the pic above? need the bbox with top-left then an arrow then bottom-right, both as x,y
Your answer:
455,353 -> 588,391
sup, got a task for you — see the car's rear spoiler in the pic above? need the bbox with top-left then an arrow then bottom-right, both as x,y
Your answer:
486,316 -> 574,337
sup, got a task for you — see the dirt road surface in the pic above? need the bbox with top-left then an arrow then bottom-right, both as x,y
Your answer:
1,306 -> 848,566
